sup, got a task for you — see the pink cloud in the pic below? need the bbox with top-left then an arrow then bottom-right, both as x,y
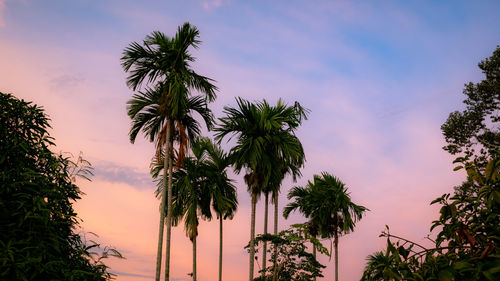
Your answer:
202,0 -> 229,10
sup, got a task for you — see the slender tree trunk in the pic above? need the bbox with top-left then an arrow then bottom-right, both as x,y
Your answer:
193,236 -> 197,281
165,122 -> 174,281
249,193 -> 257,281
334,230 -> 338,281
272,192 -> 279,280
155,120 -> 171,281
313,243 -> 317,281
219,217 -> 223,281
261,193 -> 269,280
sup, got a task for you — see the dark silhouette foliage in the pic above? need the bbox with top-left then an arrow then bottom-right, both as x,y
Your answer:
252,224 -> 328,281
0,92 -> 121,280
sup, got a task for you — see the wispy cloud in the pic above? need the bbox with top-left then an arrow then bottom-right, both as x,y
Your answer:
50,73 -> 85,93
202,0 -> 229,10
93,161 -> 155,190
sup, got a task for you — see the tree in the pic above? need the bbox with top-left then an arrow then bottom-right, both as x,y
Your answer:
362,46 -> 500,281
168,139 -> 214,281
121,23 -> 217,281
152,137 -> 236,281
252,224 -> 328,281
441,46 -> 500,161
0,92 -> 122,280
285,173 -> 367,281
215,98 -> 308,281
315,173 -> 367,281
201,138 -> 238,281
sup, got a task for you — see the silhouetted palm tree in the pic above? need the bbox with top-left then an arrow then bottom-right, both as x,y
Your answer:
199,138 -> 238,281
284,172 -> 368,281
159,139 -> 213,281
121,23 -> 216,281
215,98 -> 307,281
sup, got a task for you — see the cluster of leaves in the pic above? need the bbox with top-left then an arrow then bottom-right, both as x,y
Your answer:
441,46 -> 500,162
252,224 -> 328,281
0,92 -> 122,280
361,46 -> 500,281
362,154 -> 500,280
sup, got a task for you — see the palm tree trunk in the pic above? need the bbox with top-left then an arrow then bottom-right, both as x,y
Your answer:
219,217 -> 223,281
249,193 -> 257,281
165,122 -> 174,281
155,120 -> 171,281
193,236 -> 197,281
272,192 -> 279,280
313,243 -> 317,281
261,193 -> 269,280
334,230 -> 338,281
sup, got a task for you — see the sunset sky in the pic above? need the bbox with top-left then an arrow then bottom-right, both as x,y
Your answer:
2,0 -> 500,280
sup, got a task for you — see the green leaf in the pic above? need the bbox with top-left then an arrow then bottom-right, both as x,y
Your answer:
493,191 -> 500,204
438,269 -> 454,281
453,261 -> 471,270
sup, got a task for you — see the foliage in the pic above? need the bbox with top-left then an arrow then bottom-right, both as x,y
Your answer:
252,224 -> 328,281
284,172 -> 368,239
215,97 -> 309,193
362,47 -> 500,281
441,46 -> 500,160
0,92 -> 122,280
152,137 -> 237,227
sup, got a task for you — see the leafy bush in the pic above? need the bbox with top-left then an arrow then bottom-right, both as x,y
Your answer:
252,223 -> 328,281
0,92 -> 122,281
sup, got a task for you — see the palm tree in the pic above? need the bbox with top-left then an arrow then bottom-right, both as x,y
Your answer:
198,137 -> 238,281
284,172 -> 368,281
360,251 -> 398,281
215,98 -> 308,281
121,23 -> 217,281
169,143 -> 213,281
316,173 -> 368,281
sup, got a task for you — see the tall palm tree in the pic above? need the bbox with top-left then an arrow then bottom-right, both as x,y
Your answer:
215,98 -> 308,281
169,143 -> 213,281
318,173 -> 370,281
198,137 -> 238,281
121,23 -> 217,281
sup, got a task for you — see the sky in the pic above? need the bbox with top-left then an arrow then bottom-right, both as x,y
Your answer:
1,0 -> 500,280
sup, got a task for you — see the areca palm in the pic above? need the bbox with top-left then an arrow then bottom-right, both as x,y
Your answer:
360,251 -> 397,281
200,138 -> 238,281
215,98 -> 308,281
169,141 -> 213,281
284,172 -> 368,281
121,23 -> 217,281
